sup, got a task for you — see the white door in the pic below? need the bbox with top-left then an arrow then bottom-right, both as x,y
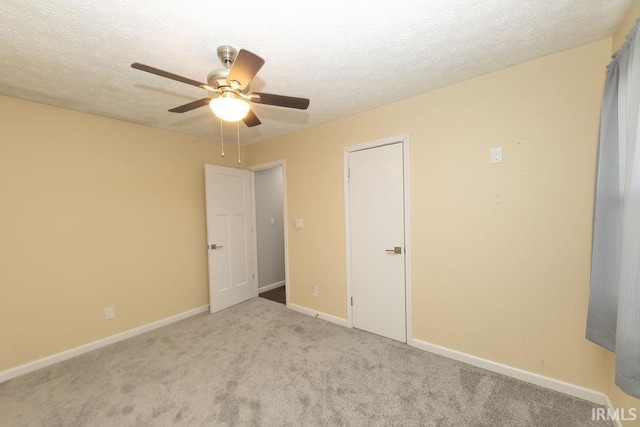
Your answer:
204,165 -> 254,313
349,143 -> 406,342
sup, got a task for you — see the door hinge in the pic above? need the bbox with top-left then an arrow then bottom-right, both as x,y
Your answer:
348,167 -> 351,178
350,296 -> 353,306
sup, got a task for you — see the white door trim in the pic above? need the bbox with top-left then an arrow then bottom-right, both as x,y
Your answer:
249,160 -> 289,306
344,135 -> 412,342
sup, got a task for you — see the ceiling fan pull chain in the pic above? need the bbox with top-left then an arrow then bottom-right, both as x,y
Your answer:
237,121 -> 242,164
220,119 -> 225,157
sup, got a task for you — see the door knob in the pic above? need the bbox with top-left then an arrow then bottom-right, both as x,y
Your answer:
385,246 -> 402,254
209,244 -> 223,250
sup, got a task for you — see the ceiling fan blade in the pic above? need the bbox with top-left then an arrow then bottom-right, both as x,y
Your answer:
243,108 -> 262,127
131,63 -> 208,89
250,92 -> 310,110
168,97 -> 212,113
227,50 -> 265,90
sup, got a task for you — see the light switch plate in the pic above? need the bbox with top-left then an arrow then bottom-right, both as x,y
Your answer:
490,147 -> 503,164
295,218 -> 304,229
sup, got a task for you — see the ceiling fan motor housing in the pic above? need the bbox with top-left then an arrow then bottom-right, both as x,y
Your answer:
208,46 -> 250,92
207,68 -> 251,94
207,68 -> 229,90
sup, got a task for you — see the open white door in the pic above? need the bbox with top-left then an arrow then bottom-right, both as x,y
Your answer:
348,142 -> 406,342
204,165 -> 254,313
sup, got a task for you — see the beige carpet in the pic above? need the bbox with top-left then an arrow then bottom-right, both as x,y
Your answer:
0,298 -> 609,426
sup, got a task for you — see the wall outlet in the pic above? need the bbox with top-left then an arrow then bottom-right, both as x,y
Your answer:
104,306 -> 115,320
311,285 -> 318,297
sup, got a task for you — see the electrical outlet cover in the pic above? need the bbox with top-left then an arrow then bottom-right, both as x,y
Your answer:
490,147 -> 503,164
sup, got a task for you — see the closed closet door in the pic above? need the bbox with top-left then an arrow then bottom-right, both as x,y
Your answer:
348,142 -> 406,342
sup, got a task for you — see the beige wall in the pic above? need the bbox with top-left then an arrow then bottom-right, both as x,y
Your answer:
246,39 -> 612,391
607,1 -> 640,424
0,96 -> 240,371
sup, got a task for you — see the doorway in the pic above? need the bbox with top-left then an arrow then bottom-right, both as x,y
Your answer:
345,135 -> 412,342
250,162 -> 288,306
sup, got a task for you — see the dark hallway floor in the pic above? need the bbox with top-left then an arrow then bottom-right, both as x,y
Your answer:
259,286 -> 286,305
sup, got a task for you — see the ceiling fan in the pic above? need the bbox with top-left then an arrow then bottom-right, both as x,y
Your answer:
131,46 -> 310,127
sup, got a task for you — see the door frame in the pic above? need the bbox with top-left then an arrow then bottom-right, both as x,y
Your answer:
249,160 -> 290,306
344,134 -> 413,342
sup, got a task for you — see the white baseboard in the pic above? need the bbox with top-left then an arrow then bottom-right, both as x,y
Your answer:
604,395 -> 625,427
410,338 -> 607,405
0,305 -> 209,384
287,302 -> 350,328
258,281 -> 285,294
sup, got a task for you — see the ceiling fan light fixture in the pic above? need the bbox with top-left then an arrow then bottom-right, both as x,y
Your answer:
209,94 -> 250,122
132,47 -> 309,127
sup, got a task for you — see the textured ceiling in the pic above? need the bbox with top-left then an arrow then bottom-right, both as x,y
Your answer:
0,0 -> 631,144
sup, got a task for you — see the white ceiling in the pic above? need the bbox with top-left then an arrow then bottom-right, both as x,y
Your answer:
0,0 -> 631,144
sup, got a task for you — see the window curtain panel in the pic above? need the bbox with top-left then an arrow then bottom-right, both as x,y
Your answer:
587,18 -> 640,399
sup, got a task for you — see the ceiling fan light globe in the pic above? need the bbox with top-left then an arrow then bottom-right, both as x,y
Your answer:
209,97 -> 250,122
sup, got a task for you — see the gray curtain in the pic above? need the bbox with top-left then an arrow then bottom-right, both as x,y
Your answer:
587,18 -> 640,399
